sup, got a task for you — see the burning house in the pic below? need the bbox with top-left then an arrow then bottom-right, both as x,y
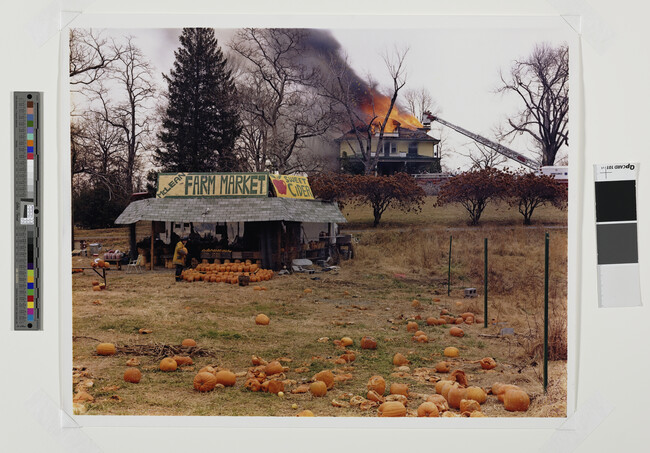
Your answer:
335,108 -> 442,175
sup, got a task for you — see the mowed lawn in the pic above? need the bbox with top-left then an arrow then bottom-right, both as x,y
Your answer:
72,197 -> 567,417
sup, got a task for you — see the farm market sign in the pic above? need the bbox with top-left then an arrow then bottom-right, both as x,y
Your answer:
269,174 -> 314,199
156,173 -> 269,198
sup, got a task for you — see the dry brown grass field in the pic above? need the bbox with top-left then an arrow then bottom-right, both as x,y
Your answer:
72,197 -> 567,417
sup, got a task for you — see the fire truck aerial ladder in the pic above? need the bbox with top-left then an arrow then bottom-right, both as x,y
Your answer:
426,113 -> 540,171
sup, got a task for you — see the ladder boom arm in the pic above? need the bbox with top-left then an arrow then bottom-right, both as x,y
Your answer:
430,115 -> 539,170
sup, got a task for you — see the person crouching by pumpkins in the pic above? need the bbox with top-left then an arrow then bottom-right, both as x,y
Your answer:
173,237 -> 189,282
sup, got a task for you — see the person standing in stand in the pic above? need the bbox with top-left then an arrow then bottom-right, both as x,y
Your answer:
173,237 -> 189,282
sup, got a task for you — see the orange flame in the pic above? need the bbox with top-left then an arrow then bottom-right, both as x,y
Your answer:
360,89 -> 423,133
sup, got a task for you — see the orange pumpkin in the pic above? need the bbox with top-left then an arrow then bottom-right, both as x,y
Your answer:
309,381 -> 327,397
340,337 -> 353,347
199,366 -> 217,376
215,370 -> 236,387
392,353 -> 409,366
504,389 -> 530,412
96,343 -> 116,356
435,361 -> 450,373
297,410 -> 315,417
265,361 -> 283,376
360,336 -> 377,349
479,357 -> 497,370
314,370 -> 335,389
447,386 -> 468,409
244,378 -> 261,392
466,387 -> 487,404
450,327 -> 464,337
193,372 -> 217,392
378,401 -> 406,417
367,390 -> 385,403
435,380 -> 454,394
123,368 -> 141,383
426,394 -> 449,412
389,383 -> 409,397
255,314 -> 270,325
172,356 -> 193,366
267,380 -> 285,394
181,339 -> 197,347
406,321 -> 418,332
367,375 -> 386,395
159,358 -> 178,371
443,347 -> 459,357
417,401 -> 440,417
426,317 -> 437,326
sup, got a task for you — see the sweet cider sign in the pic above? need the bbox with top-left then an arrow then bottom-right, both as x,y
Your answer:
269,174 -> 314,199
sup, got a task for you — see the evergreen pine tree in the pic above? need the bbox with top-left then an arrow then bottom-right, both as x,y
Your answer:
155,28 -> 241,172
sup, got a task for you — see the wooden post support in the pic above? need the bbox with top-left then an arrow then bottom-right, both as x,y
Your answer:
150,221 -> 154,271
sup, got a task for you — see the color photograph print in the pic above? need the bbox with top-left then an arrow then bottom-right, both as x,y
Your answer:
70,21 -> 570,418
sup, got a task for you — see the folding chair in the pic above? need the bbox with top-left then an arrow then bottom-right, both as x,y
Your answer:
126,255 -> 144,273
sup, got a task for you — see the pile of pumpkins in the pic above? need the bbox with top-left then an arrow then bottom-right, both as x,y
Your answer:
91,258 -> 110,269
181,259 -> 274,284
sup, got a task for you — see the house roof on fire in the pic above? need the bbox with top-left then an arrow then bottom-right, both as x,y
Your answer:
336,126 -> 439,143
114,197 -> 347,225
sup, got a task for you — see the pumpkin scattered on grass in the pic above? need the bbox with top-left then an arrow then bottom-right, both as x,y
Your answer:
96,343 -> 116,356
389,383 -> 409,397
480,357 -> 497,370
199,366 -> 217,376
495,384 -> 521,402
297,410 -> 315,417
159,358 -> 178,372
417,401 -> 440,417
172,356 -> 193,366
435,380 -> 453,395
265,361 -> 284,376
266,380 -> 284,394
406,321 -> 418,332
367,375 -> 386,395
215,370 -> 237,386
503,389 -> 530,412
426,394 -> 449,412
340,337 -> 353,347
450,326 -> 464,337
360,336 -> 377,350
466,386 -> 487,404
378,401 -> 406,417
314,370 -> 335,389
436,361 -> 451,373
447,386 -> 468,409
123,368 -> 141,383
181,339 -> 197,347
309,381 -> 327,397
255,314 -> 270,325
443,347 -> 459,358
193,372 -> 217,392
367,390 -> 385,403
460,399 -> 481,413
392,353 -> 409,366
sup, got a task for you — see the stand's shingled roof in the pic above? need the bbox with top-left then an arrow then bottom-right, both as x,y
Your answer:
115,197 -> 347,224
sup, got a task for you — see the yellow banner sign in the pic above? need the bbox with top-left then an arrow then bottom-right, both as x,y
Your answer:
156,173 -> 268,198
269,174 -> 314,199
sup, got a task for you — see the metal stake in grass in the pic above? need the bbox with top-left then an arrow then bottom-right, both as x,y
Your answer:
447,235 -> 452,296
544,232 -> 549,393
484,237 -> 488,328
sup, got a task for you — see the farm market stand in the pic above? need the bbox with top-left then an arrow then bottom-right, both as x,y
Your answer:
114,172 -> 347,271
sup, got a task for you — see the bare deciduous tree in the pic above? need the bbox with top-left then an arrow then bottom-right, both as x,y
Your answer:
404,86 -> 435,122
461,142 -> 508,170
230,28 -> 337,174
324,46 -> 410,175
497,43 -> 569,166
69,29 -> 121,87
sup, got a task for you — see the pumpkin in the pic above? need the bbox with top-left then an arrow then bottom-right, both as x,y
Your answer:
411,299 -> 420,308
441,382 -> 457,401
406,321 -> 418,332
460,312 -> 473,320
443,347 -> 459,357
199,366 -> 217,376
470,411 -> 486,417
504,389 -> 530,411
466,386 -> 487,404
96,343 -> 116,356
475,317 -> 484,324
172,356 -> 193,366
215,370 -> 237,386
255,314 -> 270,325
465,316 -> 474,325
360,336 -> 377,349
194,372 -> 218,392
267,379 -> 285,394
340,352 -> 356,363
389,383 -> 409,397
367,375 -> 386,395
435,380 -> 454,394
426,317 -> 437,326
367,390 -> 385,403
435,361 -> 450,373
450,369 -> 467,387
450,326 -> 464,337
447,386 -> 468,409
310,381 -> 327,397
123,368 -> 141,383
265,361 -> 283,376
426,394 -> 449,412
314,370 -> 335,389
460,399 -> 481,413
441,411 -> 460,417
479,357 -> 497,370
297,410 -> 315,417
392,353 -> 409,366
417,401 -> 440,417
441,309 -> 449,315
253,286 -> 262,291
414,334 -> 428,343
496,385 -> 521,402
126,358 -> 140,367
455,317 -> 464,324
245,378 -> 261,392
304,288 -> 313,294
92,285 -> 101,291
181,339 -> 197,347
414,330 -> 426,337
340,337 -> 353,347
159,358 -> 178,371
378,401 -> 407,417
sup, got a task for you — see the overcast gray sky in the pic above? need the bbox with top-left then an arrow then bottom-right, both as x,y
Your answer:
75,19 -> 572,172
